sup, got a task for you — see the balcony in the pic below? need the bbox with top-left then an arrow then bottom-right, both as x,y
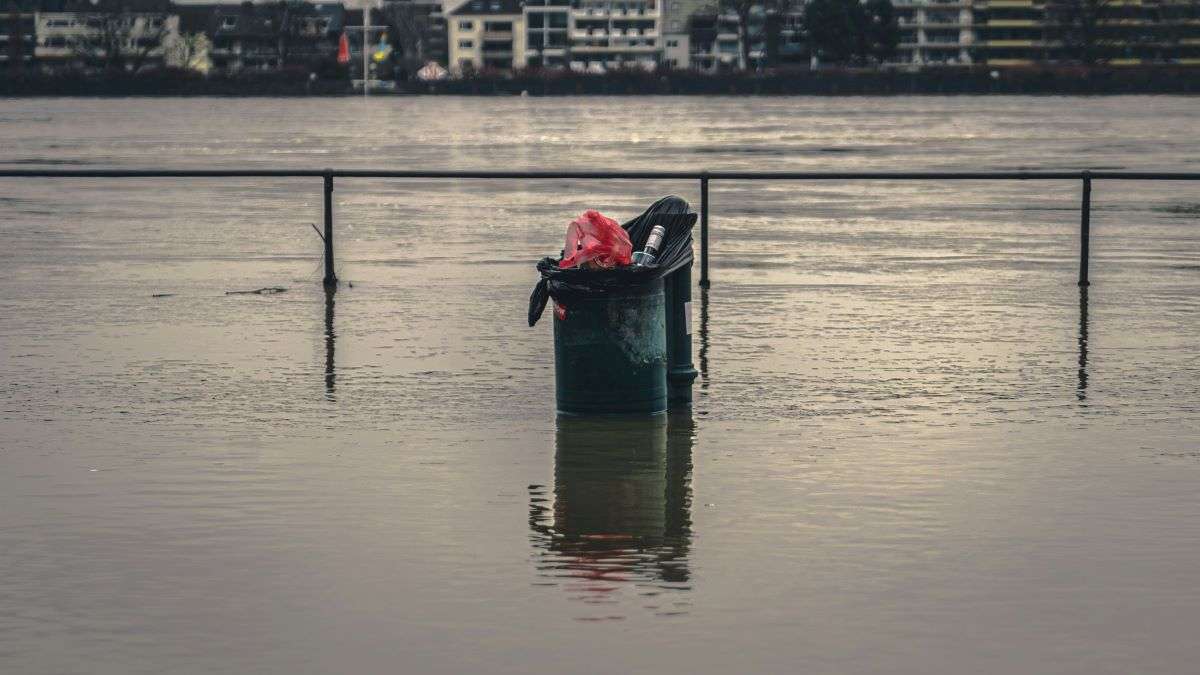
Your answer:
893,0 -> 971,6
571,7 -> 658,19
615,30 -> 657,39
570,43 -> 660,53
482,31 -> 513,40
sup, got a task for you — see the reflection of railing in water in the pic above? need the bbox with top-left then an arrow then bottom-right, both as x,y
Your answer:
1078,286 -> 1089,402
324,287 -> 336,401
4,168 -> 1197,288
698,286 -> 710,389
528,414 -> 695,619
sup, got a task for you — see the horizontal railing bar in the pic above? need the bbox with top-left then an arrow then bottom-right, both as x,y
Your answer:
0,169 -> 328,178
1,169 -> 1199,181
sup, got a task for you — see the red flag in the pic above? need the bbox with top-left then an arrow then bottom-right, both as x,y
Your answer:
336,33 -> 350,65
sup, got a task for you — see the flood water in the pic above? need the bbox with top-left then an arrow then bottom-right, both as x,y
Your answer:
1,96 -> 1198,674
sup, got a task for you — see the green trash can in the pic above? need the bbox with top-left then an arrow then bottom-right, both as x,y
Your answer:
553,277 -> 667,415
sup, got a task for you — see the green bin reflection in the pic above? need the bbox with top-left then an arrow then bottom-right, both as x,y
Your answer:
529,414 -> 695,615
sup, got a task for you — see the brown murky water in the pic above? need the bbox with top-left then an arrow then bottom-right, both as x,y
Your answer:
1,97 -> 1199,674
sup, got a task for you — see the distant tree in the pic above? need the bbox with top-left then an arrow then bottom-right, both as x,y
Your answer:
270,1 -> 306,68
7,2 -> 25,72
862,0 -> 899,64
71,9 -> 171,73
165,32 -> 211,73
718,0 -> 754,70
1148,0 -> 1200,62
380,1 -> 436,80
762,0 -> 800,68
804,0 -> 866,65
721,0 -> 796,70
1043,0 -> 1118,65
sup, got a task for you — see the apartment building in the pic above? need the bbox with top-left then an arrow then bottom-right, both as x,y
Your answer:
690,6 -> 809,70
975,0 -> 1200,65
200,2 -> 344,73
893,0 -> 975,66
686,10 -> 734,69
660,0 -> 706,68
892,0 -> 1200,67
1,2 -> 37,69
448,0 -> 526,73
523,0 -> 570,68
569,0 -> 662,72
449,0 -> 665,73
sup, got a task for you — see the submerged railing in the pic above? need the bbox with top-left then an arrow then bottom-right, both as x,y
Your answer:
2,168 -> 1198,287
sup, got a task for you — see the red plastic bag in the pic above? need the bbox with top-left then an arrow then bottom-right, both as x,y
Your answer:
559,210 -> 632,270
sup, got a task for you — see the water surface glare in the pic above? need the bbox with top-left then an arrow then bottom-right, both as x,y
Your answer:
1,97 -> 1199,674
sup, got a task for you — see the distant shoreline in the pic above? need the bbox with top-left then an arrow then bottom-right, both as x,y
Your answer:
3,66 -> 1198,97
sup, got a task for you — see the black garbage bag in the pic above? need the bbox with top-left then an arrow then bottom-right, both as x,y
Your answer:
528,196 -> 697,327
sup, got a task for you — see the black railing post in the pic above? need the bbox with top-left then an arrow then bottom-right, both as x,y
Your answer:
1079,172 -> 1091,287
323,169 -> 337,288
699,172 -> 710,288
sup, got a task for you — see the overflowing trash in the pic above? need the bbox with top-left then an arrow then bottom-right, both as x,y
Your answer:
527,196 -> 697,327
560,210 -> 632,270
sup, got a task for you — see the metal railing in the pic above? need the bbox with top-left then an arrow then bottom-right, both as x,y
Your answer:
3,168 -> 1198,288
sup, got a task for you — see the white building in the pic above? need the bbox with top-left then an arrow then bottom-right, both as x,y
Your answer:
568,0 -> 661,72
448,0 -> 669,74
448,0 -> 527,73
660,0 -> 706,68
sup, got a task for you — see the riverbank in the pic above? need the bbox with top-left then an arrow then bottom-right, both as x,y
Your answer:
3,65 -> 1198,96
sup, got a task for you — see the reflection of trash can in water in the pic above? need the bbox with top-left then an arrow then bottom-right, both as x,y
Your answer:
528,197 -> 697,416
528,413 -> 695,597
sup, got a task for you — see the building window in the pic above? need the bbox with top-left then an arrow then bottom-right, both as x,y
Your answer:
458,20 -> 474,30
221,16 -> 237,29
666,39 -> 678,47
459,39 -> 474,49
